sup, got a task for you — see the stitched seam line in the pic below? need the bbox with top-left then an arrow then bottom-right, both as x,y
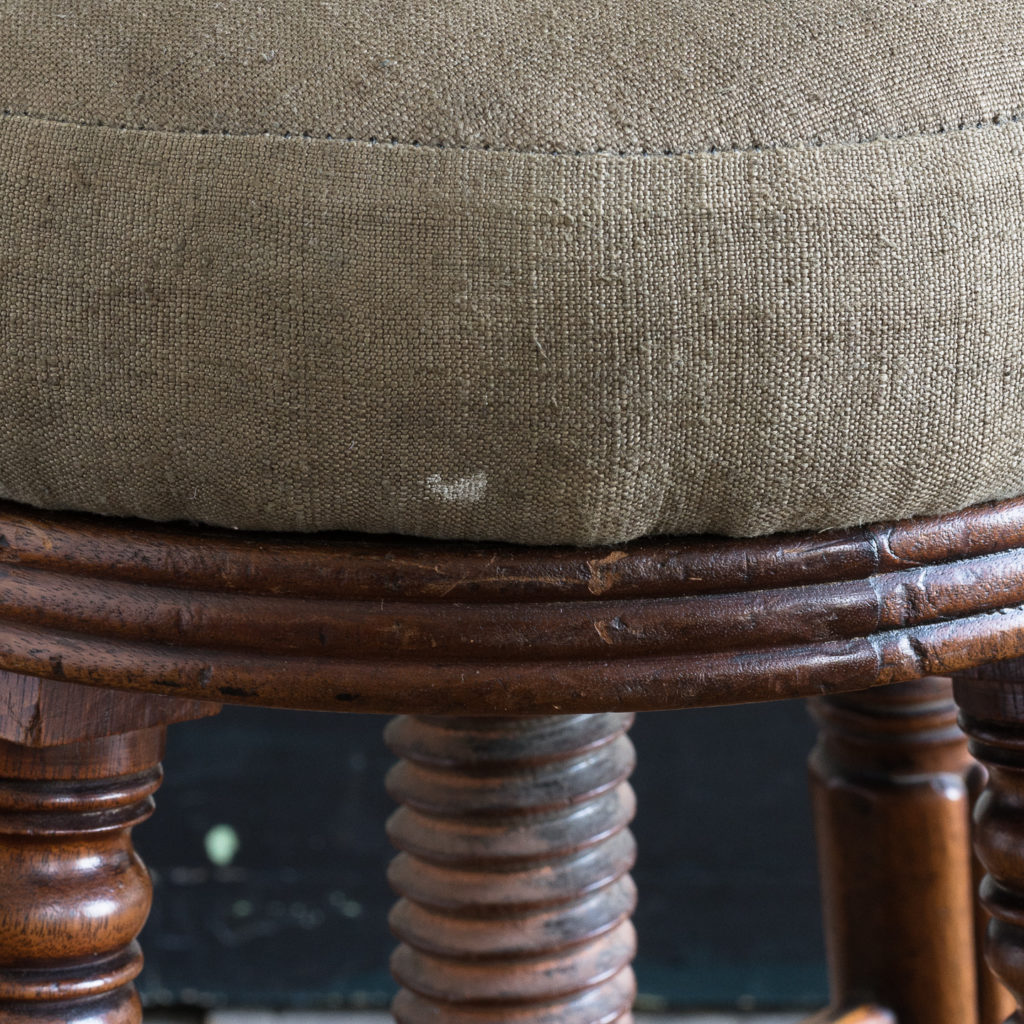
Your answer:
0,105 -> 1022,158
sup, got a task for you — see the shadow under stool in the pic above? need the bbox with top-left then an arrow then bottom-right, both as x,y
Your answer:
0,497 -> 1023,1024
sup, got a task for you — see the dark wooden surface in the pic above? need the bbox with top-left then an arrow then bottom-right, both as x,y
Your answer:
0,498 -> 1023,713
955,668 -> 1024,1024
2,497 -> 1023,1022
0,674 -> 218,1024
0,670 -> 219,747
387,713 -> 636,1024
809,677 -> 1004,1024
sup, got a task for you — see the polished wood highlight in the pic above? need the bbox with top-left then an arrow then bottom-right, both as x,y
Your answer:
385,713 -> 637,1024
810,677 -> 981,1024
0,498 -> 1023,713
0,730 -> 159,1023
0,672 -> 219,1024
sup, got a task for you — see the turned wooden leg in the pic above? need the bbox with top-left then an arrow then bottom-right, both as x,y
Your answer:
809,677 -> 981,1024
966,755 -> 1019,1024
0,672 -> 218,1024
955,662 -> 1024,1024
385,714 -> 636,1024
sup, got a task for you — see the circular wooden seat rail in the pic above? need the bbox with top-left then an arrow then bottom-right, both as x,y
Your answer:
2,497 -> 1024,1024
0,498 -> 1022,713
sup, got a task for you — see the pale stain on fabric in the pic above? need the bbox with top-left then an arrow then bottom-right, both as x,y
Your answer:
426,472 -> 488,503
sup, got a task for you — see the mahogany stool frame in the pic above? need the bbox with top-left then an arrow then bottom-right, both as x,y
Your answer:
1,497 -> 1024,1024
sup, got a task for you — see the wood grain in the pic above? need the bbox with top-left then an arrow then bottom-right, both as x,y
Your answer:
0,670 -> 219,746
385,713 -> 636,1024
0,673 -> 219,1023
0,498 -> 1023,713
0,728 -> 160,1024
810,677 -> 979,1024
2,496 -> 1024,1020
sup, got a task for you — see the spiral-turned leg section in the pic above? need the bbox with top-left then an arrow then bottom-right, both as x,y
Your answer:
955,665 -> 1024,1024
385,713 -> 637,1024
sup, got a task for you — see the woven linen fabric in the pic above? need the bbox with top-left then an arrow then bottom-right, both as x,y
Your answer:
1,1 -> 1023,545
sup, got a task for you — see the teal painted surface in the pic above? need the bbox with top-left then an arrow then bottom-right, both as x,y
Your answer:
636,961 -> 825,1013
137,703 -> 827,1011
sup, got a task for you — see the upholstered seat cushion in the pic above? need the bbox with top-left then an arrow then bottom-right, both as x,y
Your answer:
1,1 -> 1023,545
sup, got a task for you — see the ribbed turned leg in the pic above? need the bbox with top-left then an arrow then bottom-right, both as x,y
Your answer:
967,758 -> 1019,1024
0,730 -> 161,1023
955,664 -> 1024,1024
385,714 -> 637,1024
0,672 -> 219,1024
809,678 -> 980,1024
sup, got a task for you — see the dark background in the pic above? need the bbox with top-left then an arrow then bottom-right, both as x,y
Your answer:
135,700 -> 827,1013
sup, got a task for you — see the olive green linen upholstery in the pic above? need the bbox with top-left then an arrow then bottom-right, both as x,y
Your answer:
1,0 -> 1023,545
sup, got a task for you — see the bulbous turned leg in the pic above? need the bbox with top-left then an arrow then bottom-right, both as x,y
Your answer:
0,672 -> 219,1024
0,731 -> 161,1023
809,678 -> 981,1024
384,714 -> 637,1024
955,662 -> 1024,1024
967,759 -> 1019,1024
